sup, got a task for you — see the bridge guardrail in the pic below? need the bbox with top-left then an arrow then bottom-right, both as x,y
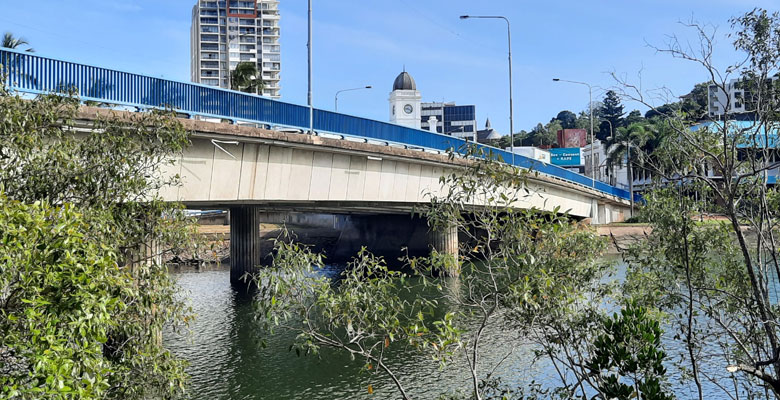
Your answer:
0,47 -> 638,202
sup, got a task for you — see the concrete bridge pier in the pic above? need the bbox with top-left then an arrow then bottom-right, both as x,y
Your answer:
229,206 -> 262,286
429,222 -> 459,276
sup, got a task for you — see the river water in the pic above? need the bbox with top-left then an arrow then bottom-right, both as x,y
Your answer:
164,264 -> 559,400
164,260 -> 742,399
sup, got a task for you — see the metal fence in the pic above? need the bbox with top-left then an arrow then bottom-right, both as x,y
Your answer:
0,47 -> 637,202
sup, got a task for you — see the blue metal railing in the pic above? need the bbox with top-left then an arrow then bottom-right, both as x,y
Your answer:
0,47 -> 638,202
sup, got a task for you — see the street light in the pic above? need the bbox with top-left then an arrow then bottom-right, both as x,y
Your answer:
552,78 -> 596,189
334,86 -> 372,112
460,15 -> 514,164
307,0 -> 313,134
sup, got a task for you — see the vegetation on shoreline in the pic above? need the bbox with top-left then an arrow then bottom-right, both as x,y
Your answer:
0,78 -> 198,398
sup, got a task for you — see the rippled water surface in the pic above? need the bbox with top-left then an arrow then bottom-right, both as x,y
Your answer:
164,259 -> 735,399
164,266 -> 550,400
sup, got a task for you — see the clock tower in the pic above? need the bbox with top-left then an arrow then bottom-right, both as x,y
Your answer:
389,70 -> 422,129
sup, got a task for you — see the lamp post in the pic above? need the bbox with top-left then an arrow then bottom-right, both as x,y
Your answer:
334,86 -> 372,112
460,15 -> 514,164
552,78 -> 595,188
307,0 -> 313,134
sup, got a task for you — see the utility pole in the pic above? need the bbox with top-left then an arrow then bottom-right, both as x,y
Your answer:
307,0 -> 313,134
460,15 -> 514,164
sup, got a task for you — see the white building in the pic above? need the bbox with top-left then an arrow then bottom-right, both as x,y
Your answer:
389,71 -> 422,129
582,141 -> 649,191
708,79 -> 746,117
707,76 -> 780,117
506,146 -> 551,164
190,0 -> 281,98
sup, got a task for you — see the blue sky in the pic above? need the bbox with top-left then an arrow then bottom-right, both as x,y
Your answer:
0,0 -> 774,135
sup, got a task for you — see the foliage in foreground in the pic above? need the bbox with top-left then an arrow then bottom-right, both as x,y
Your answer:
0,79 -> 197,399
612,7 -> 780,399
252,145 -> 675,399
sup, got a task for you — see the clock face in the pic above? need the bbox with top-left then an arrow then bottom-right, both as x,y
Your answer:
403,104 -> 413,114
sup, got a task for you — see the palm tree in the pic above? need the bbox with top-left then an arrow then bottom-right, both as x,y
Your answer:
606,122 -> 654,216
2,32 -> 34,52
1,32 -> 36,88
230,62 -> 264,94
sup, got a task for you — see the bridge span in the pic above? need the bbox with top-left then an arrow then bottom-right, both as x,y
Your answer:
4,48 -> 635,282
77,107 -> 631,281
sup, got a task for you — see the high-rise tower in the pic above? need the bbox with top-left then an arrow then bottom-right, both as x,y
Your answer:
191,0 -> 281,98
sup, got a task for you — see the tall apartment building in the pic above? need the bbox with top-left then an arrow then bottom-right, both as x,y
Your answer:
190,0 -> 281,98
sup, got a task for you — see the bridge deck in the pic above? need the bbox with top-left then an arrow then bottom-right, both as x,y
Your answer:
2,47 -> 637,202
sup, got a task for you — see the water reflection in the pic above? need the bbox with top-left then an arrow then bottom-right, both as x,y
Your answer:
165,266 -> 545,399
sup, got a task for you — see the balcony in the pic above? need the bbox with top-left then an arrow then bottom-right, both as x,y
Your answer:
201,34 -> 219,42
262,28 -> 279,36
201,52 -> 219,60
229,1 -> 255,8
230,7 -> 255,16
259,3 -> 278,10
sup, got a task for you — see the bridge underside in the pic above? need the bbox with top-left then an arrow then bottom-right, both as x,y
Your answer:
148,118 -> 631,285
184,200 -> 429,215
159,131 -> 630,221
226,208 -> 452,285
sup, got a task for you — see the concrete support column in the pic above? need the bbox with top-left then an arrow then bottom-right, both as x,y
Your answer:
124,240 -> 161,273
230,206 -> 262,286
590,199 -> 600,225
429,222 -> 459,276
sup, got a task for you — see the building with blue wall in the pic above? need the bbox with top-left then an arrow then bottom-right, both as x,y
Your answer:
420,102 -> 477,140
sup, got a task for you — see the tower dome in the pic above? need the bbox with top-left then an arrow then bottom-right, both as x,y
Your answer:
392,71 -> 417,91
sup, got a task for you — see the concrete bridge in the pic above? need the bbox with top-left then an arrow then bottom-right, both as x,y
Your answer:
4,48 -> 635,283
166,114 -> 630,282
